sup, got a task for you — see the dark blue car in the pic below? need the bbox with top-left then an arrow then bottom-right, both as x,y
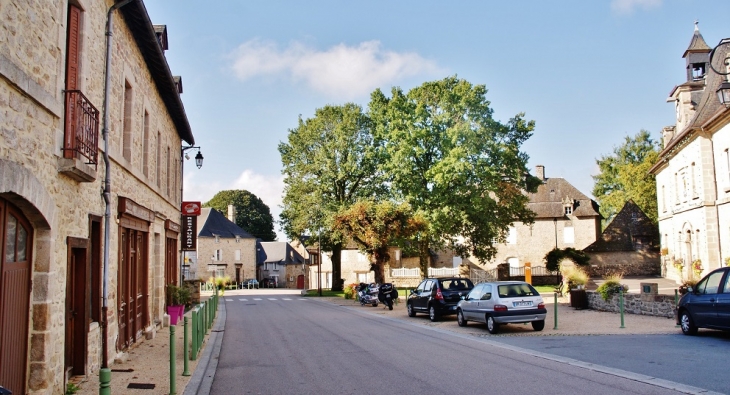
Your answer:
677,267 -> 730,335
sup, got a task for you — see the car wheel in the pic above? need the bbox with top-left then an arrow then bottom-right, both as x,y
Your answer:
486,315 -> 500,334
531,319 -> 545,331
429,305 -> 439,322
407,303 -> 416,317
457,309 -> 468,327
680,310 -> 698,335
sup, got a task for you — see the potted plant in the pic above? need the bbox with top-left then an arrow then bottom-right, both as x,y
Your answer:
692,259 -> 703,278
166,284 -> 191,325
678,278 -> 698,295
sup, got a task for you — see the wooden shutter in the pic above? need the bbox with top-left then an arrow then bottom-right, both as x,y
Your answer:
66,5 -> 81,91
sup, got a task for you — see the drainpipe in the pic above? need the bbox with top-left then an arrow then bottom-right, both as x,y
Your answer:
101,0 -> 136,372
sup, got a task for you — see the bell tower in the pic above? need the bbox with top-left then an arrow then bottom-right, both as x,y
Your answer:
683,21 -> 711,82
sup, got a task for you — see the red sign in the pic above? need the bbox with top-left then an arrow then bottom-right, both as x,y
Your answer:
182,215 -> 197,251
181,201 -> 201,216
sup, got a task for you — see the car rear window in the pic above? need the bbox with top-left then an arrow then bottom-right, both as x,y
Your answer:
439,279 -> 473,291
498,283 -> 538,298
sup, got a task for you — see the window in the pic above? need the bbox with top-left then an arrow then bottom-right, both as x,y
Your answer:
234,249 -> 241,261
697,270 -> 724,294
273,262 -> 279,271
725,149 -> 730,187
165,146 -> 170,196
424,280 -> 434,292
142,111 -> 149,177
662,185 -> 666,212
122,80 -> 132,162
156,132 -> 161,187
235,236 -> 240,243
691,162 -> 698,199
215,249 -> 222,261
691,63 -> 706,80
506,226 -> 516,244
215,266 -> 225,278
564,226 -> 575,244
564,206 -> 572,215
480,285 -> 492,301
214,235 -> 220,243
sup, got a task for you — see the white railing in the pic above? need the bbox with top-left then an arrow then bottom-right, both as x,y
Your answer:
428,267 -> 459,277
390,267 -> 460,277
391,268 -> 420,277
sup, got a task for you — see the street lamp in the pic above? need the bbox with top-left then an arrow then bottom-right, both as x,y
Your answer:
180,144 -> 203,285
708,38 -> 730,106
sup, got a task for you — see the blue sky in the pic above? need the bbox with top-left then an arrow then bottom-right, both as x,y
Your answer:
145,0 -> 730,241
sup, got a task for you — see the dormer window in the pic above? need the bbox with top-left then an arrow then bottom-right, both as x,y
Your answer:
214,235 -> 220,243
564,206 -> 572,215
562,197 -> 574,216
235,236 -> 240,243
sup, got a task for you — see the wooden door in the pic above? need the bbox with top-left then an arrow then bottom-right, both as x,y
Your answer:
65,242 -> 88,376
297,275 -> 304,289
0,200 -> 33,394
117,229 -> 129,350
118,227 -> 148,350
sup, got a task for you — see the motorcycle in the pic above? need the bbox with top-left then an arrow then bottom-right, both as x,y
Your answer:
357,283 -> 379,307
378,282 -> 397,310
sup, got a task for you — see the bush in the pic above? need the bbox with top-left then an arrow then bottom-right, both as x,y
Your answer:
343,283 -> 358,299
561,265 -> 589,294
596,274 -> 629,301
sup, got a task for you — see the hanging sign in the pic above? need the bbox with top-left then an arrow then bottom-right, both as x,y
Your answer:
182,215 -> 197,251
181,201 -> 202,216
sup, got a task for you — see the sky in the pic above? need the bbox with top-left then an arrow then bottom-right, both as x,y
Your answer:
145,0 -> 730,241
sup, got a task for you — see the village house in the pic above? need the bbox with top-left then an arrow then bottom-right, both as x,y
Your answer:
0,1 -> 199,393
256,241 -> 307,288
650,24 -> 730,282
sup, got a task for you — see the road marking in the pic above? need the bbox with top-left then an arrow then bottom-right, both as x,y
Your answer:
253,298 -> 262,301
239,299 -> 247,301
268,298 -> 278,301
283,298 -> 292,300
226,299 -> 233,301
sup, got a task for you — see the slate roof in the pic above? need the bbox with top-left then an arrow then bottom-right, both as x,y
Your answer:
682,23 -> 711,58
584,200 -> 658,252
120,1 -> 193,144
527,178 -> 600,219
257,241 -> 305,265
197,208 -> 255,239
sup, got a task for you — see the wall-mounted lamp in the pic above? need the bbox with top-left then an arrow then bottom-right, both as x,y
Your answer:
708,38 -> 730,106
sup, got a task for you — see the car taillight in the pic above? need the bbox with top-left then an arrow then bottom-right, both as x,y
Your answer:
537,302 -> 545,309
494,304 -> 508,311
435,288 -> 444,300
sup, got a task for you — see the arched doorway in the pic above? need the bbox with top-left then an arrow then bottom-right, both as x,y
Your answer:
0,198 -> 33,394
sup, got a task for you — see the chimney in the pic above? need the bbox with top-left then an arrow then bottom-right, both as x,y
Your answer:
228,205 -> 236,223
535,165 -> 545,181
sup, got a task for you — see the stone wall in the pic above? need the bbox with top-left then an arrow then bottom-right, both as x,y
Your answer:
585,251 -> 661,277
586,290 -> 676,319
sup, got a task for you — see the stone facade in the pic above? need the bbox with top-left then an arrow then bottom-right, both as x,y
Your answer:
0,1 -> 196,393
194,208 -> 257,284
650,25 -> 730,284
586,291 -> 676,319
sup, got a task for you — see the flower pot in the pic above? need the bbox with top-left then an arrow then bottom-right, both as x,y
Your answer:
167,305 -> 184,325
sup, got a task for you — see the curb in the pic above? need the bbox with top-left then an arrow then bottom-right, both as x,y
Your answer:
182,299 -> 226,395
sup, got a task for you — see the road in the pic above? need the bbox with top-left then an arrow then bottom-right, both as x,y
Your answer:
210,294 -> 722,395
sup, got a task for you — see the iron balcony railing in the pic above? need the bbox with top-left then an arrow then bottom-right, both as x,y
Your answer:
63,90 -> 99,167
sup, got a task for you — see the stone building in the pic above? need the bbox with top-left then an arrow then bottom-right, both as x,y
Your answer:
194,207 -> 257,284
583,200 -> 660,277
256,241 -> 307,288
0,1 -> 197,393
649,24 -> 730,282
485,165 -> 602,271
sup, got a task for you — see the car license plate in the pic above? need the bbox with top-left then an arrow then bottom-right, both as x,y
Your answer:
513,301 -> 532,307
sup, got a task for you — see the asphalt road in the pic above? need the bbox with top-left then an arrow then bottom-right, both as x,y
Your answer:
209,294 -> 719,395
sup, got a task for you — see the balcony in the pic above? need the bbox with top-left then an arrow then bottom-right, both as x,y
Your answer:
59,90 -> 99,182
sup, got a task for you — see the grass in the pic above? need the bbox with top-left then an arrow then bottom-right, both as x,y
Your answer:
534,285 -> 560,295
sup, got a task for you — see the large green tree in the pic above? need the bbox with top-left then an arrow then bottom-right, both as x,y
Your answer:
279,103 -> 387,291
332,200 -> 426,283
369,76 -> 540,276
203,190 -> 277,241
592,130 -> 660,225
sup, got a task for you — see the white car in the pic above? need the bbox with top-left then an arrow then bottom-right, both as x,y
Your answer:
456,281 -> 547,334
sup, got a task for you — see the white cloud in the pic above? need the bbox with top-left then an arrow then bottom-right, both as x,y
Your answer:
184,169 -> 287,240
231,39 -> 443,99
610,0 -> 662,14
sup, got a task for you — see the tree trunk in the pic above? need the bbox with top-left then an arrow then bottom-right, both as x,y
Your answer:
330,244 -> 344,291
419,238 -> 430,279
373,261 -> 385,284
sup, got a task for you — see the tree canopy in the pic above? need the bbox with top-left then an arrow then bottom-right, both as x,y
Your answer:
592,130 -> 660,225
279,103 -> 387,291
332,200 -> 426,283
203,190 -> 277,241
368,76 -> 540,274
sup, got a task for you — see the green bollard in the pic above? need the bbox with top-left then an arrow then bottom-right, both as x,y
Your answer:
619,288 -> 625,329
99,367 -> 111,395
183,316 -> 190,376
191,307 -> 198,361
553,292 -> 558,330
170,325 -> 176,395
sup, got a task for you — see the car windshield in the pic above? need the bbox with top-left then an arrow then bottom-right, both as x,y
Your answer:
440,279 -> 474,290
498,283 -> 538,298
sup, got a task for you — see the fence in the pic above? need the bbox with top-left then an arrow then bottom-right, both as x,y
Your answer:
390,267 -> 460,278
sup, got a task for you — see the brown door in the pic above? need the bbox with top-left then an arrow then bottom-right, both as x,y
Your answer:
165,236 -> 177,286
135,232 -> 147,340
235,267 -> 241,283
65,242 -> 89,376
0,200 -> 33,394
117,227 -> 149,350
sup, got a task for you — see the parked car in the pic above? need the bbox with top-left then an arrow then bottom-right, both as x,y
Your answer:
242,279 -> 259,289
261,278 -> 277,288
407,277 -> 474,322
677,267 -> 730,335
456,281 -> 547,334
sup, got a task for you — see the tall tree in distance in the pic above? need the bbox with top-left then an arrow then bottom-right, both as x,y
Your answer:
369,76 -> 540,276
332,200 -> 426,283
204,190 -> 277,241
279,103 -> 387,291
592,130 -> 660,225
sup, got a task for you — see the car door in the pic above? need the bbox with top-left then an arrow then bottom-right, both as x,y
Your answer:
418,280 -> 435,312
461,284 -> 483,320
476,284 -> 494,323
410,280 -> 427,312
713,269 -> 730,328
690,270 -> 724,327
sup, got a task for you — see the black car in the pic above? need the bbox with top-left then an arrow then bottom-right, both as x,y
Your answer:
261,278 -> 277,288
676,267 -> 730,335
407,277 -> 474,322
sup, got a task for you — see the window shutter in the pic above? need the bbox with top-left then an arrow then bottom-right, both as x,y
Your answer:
66,6 -> 81,91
